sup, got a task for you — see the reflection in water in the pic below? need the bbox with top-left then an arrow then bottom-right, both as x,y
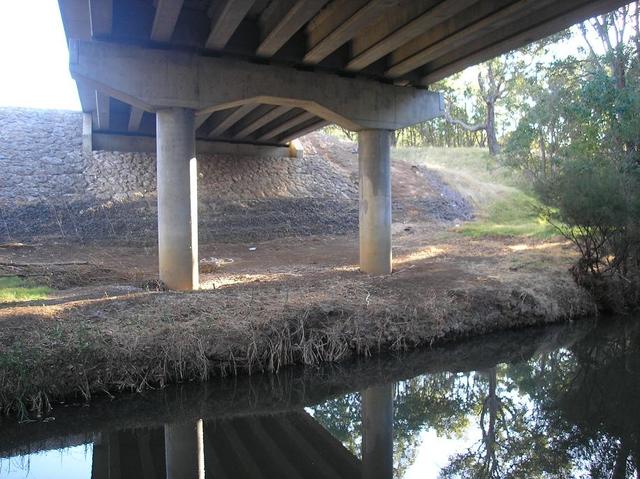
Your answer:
1,319 -> 639,478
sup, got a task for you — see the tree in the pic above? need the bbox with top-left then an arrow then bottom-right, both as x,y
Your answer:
444,58 -> 510,156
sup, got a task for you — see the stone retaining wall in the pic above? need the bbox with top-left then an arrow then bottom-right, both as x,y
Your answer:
0,108 -> 359,243
0,107 -> 471,244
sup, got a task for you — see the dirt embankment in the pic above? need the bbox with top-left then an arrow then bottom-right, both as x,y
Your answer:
0,135 -> 593,417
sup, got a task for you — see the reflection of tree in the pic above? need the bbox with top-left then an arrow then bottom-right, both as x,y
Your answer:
311,321 -> 640,478
310,373 -> 474,478
394,373 -> 472,477
440,364 -> 575,479
546,322 -> 640,478
309,392 -> 362,456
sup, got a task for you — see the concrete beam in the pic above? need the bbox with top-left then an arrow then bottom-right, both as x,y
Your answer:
82,112 -> 92,154
208,103 -> 258,138
279,119 -> 329,143
386,0 -> 549,78
151,0 -> 184,43
95,91 -> 110,130
257,0 -> 330,57
92,132 -> 297,157
346,0 -> 476,71
303,0 -> 398,64
233,105 -> 292,139
257,111 -> 316,142
88,0 -> 112,38
128,106 -> 144,132
421,0 -> 632,85
205,0 -> 255,50
70,40 -> 444,131
359,129 -> 391,274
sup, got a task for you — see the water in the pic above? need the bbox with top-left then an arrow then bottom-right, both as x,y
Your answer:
1,318 -> 638,478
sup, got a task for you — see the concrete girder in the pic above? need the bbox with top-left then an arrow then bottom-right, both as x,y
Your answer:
150,0 -> 184,43
420,0 -> 631,85
233,105 -> 292,140
279,119 -> 330,144
257,111 -> 316,142
257,0 -> 330,57
69,40 -> 444,132
95,91 -> 110,130
92,132 -> 296,157
386,0 -> 553,78
127,106 -> 144,132
303,0 -> 399,65
346,0 -> 476,72
208,103 -> 258,138
206,0 -> 256,50
88,0 -> 112,39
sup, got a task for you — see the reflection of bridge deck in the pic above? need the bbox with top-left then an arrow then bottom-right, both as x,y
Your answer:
204,412 -> 360,478
87,410 -> 361,478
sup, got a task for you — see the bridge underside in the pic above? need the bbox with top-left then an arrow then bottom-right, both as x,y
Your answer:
58,0 -> 629,289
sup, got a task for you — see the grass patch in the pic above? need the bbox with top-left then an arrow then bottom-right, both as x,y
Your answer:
458,192 -> 557,238
393,147 -> 557,238
0,277 -> 51,303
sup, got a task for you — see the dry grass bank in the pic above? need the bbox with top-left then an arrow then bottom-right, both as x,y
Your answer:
0,228 -> 594,418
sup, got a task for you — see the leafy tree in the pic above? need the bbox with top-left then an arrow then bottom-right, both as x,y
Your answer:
503,3 -> 640,310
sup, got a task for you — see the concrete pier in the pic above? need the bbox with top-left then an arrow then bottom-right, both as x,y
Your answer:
156,108 -> 199,290
358,129 -> 392,274
164,420 -> 205,479
362,384 -> 394,479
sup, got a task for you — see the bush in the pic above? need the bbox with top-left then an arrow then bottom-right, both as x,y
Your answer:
542,158 -> 640,311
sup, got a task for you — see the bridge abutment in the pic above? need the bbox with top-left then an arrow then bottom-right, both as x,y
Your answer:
156,108 -> 199,291
358,129 -> 392,275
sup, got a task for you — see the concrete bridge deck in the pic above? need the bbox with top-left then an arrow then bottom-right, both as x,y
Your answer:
56,0 -> 629,289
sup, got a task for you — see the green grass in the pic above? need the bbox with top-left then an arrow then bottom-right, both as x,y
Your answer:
0,277 -> 51,303
392,146 -> 558,239
457,191 -> 557,238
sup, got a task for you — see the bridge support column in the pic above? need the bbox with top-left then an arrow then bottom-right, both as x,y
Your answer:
362,385 -> 394,479
156,108 -> 199,290
358,129 -> 392,274
164,420 -> 205,479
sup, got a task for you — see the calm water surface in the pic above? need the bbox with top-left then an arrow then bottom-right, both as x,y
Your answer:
0,318 -> 638,478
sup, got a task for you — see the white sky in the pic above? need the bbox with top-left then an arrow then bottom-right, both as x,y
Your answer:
0,0 -> 81,110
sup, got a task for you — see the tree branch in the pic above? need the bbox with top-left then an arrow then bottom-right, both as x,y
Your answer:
443,108 -> 486,132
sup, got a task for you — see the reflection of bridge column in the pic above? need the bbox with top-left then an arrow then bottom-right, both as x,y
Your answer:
164,420 -> 205,479
91,433 -> 121,479
358,129 -> 392,274
362,384 -> 394,479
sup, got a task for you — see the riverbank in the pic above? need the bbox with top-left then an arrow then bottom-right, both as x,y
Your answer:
0,226 -> 595,417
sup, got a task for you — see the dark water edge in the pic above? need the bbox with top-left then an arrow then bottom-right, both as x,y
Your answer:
1,316 -> 638,478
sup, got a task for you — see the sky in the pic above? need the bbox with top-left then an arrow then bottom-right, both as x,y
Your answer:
0,0 -> 81,110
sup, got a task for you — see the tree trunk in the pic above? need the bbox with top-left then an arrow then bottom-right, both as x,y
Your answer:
612,442 -> 629,479
486,101 -> 500,156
